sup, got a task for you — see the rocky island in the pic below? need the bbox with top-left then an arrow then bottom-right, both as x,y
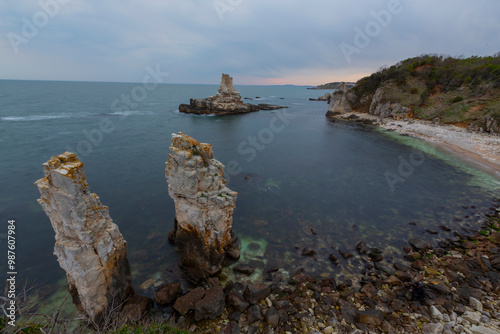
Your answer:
179,73 -> 287,115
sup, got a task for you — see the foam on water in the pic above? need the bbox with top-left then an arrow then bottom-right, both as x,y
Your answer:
108,110 -> 154,116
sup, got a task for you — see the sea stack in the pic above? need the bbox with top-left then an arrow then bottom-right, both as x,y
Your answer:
165,132 -> 240,281
326,82 -> 352,117
179,73 -> 287,115
35,152 -> 133,323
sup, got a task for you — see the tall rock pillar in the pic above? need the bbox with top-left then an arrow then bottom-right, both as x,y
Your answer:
165,132 -> 240,281
35,152 -> 133,323
326,82 -> 352,116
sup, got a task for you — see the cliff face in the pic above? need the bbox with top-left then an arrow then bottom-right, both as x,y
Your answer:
326,82 -> 352,116
179,74 -> 286,115
165,133 -> 239,281
368,87 -> 410,120
35,152 -> 133,323
337,54 -> 500,133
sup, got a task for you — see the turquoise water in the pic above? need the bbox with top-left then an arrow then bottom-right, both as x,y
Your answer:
0,80 -> 498,303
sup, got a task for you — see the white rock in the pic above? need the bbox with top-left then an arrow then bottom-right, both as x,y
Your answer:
470,325 -> 500,334
323,326 -> 334,334
469,297 -> 483,312
35,152 -> 132,323
462,311 -> 481,325
422,322 -> 444,334
431,305 -> 444,320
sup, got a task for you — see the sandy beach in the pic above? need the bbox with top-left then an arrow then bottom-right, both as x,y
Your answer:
338,113 -> 500,178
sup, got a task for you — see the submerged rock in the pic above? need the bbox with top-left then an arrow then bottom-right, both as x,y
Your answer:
165,132 -> 239,281
179,73 -> 286,115
35,152 -> 133,323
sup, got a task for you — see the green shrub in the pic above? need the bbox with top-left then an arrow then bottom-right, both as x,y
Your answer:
450,96 -> 464,103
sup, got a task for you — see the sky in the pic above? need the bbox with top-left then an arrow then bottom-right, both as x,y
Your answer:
0,0 -> 499,86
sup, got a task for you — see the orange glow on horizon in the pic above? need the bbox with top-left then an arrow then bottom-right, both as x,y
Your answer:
235,70 -> 372,86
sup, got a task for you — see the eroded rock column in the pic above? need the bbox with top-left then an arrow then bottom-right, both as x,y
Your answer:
165,132 -> 240,281
326,82 -> 352,116
35,152 -> 133,323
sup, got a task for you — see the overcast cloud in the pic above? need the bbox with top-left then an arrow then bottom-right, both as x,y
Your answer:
0,0 -> 499,85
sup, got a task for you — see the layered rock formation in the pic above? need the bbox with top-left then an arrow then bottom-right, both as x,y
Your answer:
179,73 -> 286,115
368,87 -> 410,120
326,82 -> 352,116
35,152 -> 133,323
165,133 -> 240,281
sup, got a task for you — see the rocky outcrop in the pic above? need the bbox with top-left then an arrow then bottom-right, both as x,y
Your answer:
310,92 -> 331,101
468,115 -> 500,133
165,132 -> 240,281
326,82 -> 352,116
35,152 -> 133,323
179,74 -> 286,115
368,87 -> 410,120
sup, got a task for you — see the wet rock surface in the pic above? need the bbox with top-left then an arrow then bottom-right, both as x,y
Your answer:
154,203 -> 500,334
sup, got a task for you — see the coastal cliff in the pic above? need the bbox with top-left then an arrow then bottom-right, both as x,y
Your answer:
165,132 -> 240,281
326,54 -> 500,134
35,152 -> 134,323
179,73 -> 286,115
325,82 -> 352,116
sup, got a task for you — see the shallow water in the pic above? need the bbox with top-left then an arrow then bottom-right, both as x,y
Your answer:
0,80 -> 498,306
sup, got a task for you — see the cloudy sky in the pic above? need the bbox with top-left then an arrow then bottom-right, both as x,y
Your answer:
0,0 -> 499,85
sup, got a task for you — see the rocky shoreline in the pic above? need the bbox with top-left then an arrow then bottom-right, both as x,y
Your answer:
328,112 -> 500,176
155,201 -> 500,334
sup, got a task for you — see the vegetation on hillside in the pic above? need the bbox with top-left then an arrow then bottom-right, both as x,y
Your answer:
308,82 -> 355,90
349,53 -> 500,129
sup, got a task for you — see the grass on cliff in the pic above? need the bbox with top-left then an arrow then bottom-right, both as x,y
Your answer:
350,53 -> 500,128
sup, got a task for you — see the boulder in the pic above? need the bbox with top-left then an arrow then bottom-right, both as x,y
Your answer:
227,291 -> 249,312
409,238 -> 433,252
120,295 -> 154,324
356,309 -> 384,326
244,283 -> 271,304
194,284 -> 225,321
173,287 -> 205,315
155,283 -> 182,305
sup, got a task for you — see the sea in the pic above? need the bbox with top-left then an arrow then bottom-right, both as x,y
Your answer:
1,80 -> 499,310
